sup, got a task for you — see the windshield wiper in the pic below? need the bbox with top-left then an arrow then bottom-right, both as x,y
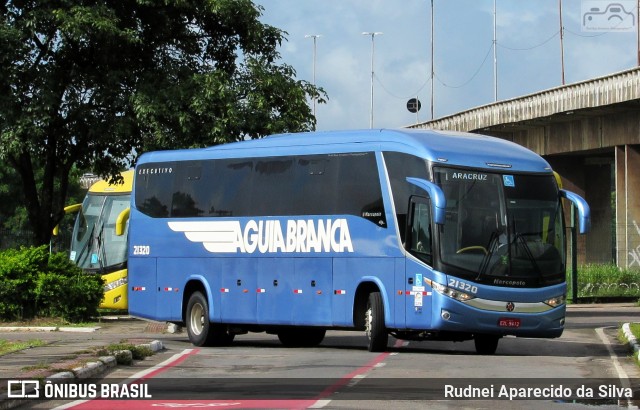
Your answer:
514,231 -> 542,278
476,230 -> 499,281
96,223 -> 106,273
74,223 -> 96,267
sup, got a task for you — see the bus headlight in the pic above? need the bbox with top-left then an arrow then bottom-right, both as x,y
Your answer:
428,280 -> 475,302
104,277 -> 128,292
544,294 -> 565,308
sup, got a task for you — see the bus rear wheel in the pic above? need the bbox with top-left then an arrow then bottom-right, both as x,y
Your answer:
186,291 -> 234,347
365,291 -> 388,352
278,328 -> 326,347
474,334 -> 500,355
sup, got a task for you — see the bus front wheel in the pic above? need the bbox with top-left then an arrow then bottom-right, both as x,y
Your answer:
186,291 -> 234,347
365,291 -> 388,352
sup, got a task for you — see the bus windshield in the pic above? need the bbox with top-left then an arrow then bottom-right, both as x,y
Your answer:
69,193 -> 130,271
433,167 -> 565,287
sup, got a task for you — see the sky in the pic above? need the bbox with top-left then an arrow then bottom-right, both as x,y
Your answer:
253,0 -> 638,131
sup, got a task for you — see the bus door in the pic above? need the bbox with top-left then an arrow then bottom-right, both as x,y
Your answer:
404,197 -> 434,330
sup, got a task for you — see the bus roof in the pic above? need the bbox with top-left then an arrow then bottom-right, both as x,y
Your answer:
88,170 -> 134,194
137,129 -> 552,173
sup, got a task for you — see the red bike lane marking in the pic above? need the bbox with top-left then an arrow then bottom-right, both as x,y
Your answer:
60,340 -> 404,409
312,339 -> 404,402
55,349 -> 201,410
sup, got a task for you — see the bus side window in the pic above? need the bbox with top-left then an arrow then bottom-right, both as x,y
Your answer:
407,198 -> 432,265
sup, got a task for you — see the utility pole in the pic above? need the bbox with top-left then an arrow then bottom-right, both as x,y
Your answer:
431,0 -> 435,119
493,0 -> 498,101
305,34 -> 321,129
559,0 -> 566,85
362,32 -> 383,128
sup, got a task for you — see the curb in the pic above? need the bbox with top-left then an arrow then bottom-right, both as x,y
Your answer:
0,340 -> 164,410
0,326 -> 100,333
622,322 -> 640,362
49,339 -> 165,378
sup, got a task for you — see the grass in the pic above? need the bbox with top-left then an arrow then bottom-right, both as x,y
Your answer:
101,342 -> 154,360
0,339 -> 46,356
568,264 -> 640,299
619,323 -> 640,368
21,362 -> 51,371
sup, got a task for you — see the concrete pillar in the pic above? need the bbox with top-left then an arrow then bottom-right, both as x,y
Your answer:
615,146 -> 627,267
622,145 -> 640,270
584,160 -> 613,264
546,156 -> 589,265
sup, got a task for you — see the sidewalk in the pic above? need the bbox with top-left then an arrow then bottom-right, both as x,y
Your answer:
0,317 -> 173,382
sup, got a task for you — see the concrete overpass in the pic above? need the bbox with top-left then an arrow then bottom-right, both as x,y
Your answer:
408,67 -> 640,270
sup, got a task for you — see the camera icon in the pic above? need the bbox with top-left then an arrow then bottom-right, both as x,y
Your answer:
7,380 -> 40,398
582,1 -> 635,32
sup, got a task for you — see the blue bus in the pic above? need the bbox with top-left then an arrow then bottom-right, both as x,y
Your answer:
128,129 -> 590,354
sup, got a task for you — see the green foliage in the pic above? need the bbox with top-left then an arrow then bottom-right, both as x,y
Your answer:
1,1 -> 325,246
100,342 -> 154,364
0,246 -> 104,322
570,264 -> 640,298
0,246 -> 46,318
109,343 -> 154,360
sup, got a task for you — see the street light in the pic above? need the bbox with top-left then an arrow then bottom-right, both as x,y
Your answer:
362,31 -> 383,129
305,34 -> 321,127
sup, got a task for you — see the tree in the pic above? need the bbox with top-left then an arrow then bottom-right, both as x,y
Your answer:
0,0 -> 325,245
0,162 -> 84,233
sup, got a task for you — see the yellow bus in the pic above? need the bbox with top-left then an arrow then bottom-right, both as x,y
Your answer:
66,171 -> 132,310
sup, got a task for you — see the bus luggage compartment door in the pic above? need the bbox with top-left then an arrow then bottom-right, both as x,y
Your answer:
219,258 -> 257,323
129,257 -> 158,320
293,258 -> 333,326
256,258 -> 294,324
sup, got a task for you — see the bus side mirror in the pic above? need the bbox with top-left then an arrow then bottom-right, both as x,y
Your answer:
52,203 -> 82,236
560,189 -> 591,234
406,177 -> 446,225
115,208 -> 130,236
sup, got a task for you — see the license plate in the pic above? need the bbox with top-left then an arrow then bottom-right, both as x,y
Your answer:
498,318 -> 521,328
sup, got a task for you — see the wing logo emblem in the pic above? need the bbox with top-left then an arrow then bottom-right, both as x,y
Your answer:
168,219 -> 354,254
168,221 -> 242,253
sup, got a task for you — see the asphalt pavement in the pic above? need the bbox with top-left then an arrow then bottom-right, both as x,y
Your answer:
0,304 -> 638,409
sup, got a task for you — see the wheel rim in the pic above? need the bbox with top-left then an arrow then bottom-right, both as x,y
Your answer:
189,302 -> 204,336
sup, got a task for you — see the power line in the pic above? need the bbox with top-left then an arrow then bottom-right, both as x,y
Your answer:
498,30 -> 560,51
435,42 -> 494,89
374,73 -> 431,101
564,27 -> 611,39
